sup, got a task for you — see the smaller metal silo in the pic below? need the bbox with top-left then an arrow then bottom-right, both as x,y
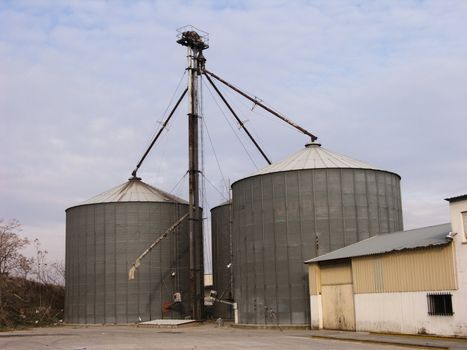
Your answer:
65,177 -> 197,324
210,200 -> 233,319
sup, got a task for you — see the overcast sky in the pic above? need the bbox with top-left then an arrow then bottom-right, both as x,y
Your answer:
1,0 -> 466,270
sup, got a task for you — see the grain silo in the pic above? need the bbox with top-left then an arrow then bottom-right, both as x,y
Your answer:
65,177 -> 199,324
210,200 -> 233,319
231,142 -> 403,326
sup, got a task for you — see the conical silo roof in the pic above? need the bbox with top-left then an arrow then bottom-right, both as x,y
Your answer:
249,142 -> 396,177
211,199 -> 231,211
68,177 -> 187,209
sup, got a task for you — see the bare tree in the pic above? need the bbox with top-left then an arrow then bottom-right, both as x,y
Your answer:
49,260 -> 65,286
33,238 -> 49,284
0,219 -> 30,276
0,220 -> 64,286
15,255 -> 34,279
31,239 -> 65,286
0,219 -> 32,311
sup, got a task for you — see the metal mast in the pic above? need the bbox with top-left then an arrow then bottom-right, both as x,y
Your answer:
177,26 -> 208,320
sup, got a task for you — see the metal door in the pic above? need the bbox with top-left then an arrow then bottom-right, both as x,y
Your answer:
321,284 -> 356,330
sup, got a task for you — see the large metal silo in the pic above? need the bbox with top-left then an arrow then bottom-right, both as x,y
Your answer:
65,177 -> 198,324
231,142 -> 403,326
210,200 -> 233,319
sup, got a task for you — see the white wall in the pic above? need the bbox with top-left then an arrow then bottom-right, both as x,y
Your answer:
309,295 -> 322,329
354,290 -> 467,336
448,198 -> 467,335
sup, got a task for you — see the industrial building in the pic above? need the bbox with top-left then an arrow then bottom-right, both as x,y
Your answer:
65,177 -> 203,324
229,141 -> 403,326
306,195 -> 467,337
64,29 -> 462,335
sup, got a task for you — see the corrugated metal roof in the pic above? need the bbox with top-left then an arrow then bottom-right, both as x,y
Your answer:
68,177 -> 187,209
250,142 -> 389,177
305,223 -> 452,263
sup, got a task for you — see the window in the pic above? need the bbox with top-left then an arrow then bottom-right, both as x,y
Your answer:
427,293 -> 453,316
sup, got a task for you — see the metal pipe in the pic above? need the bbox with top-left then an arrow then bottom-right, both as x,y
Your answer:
131,88 -> 188,178
210,296 -> 239,324
179,30 -> 207,321
234,302 -> 238,324
204,73 -> 272,165
187,44 -> 202,320
128,213 -> 189,280
204,69 -> 318,142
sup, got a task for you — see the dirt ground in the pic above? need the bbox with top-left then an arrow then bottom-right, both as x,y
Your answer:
0,323 -> 440,350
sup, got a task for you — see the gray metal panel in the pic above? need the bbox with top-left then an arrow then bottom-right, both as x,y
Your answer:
252,178 -> 265,323
211,202 -> 233,319
232,168 -> 403,325
258,175 -> 276,324
94,205 -> 105,323
306,223 -> 451,263
65,201 -> 191,324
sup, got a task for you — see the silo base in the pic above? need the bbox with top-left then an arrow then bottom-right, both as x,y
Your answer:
231,323 -> 311,330
137,319 -> 199,328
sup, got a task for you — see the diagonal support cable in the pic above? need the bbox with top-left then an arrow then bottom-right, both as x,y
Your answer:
204,73 -> 272,165
131,88 -> 188,178
203,78 -> 258,169
204,69 -> 318,142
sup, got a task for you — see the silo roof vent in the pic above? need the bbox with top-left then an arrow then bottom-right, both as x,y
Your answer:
69,177 -> 187,208
249,142 -> 389,177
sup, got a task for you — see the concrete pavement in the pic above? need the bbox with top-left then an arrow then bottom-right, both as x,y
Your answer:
1,323 -> 466,350
310,329 -> 467,350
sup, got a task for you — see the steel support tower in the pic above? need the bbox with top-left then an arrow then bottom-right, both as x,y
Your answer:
177,27 -> 208,320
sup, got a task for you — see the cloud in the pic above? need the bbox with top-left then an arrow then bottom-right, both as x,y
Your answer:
1,1 -> 466,270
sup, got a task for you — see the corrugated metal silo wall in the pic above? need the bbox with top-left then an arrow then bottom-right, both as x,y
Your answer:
231,168 -> 403,325
65,202 -> 192,324
211,203 -> 233,319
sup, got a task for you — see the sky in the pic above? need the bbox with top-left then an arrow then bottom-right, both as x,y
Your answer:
1,0 -> 466,271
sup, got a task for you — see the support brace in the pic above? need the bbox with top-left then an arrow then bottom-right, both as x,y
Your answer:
204,73 -> 272,165
204,69 -> 318,142
131,88 -> 188,178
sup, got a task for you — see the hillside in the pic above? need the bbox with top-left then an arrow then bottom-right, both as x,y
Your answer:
0,276 -> 64,330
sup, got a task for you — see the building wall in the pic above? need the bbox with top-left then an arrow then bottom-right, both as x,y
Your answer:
320,261 -> 352,286
354,290 -> 467,336
308,264 -> 320,296
308,200 -> 467,337
447,198 -> 467,336
309,295 -> 322,329
352,244 -> 457,293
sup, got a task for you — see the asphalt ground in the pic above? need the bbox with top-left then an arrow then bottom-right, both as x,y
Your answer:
2,323 -> 466,350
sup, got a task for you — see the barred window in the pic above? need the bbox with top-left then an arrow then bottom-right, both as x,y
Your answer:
427,293 -> 453,316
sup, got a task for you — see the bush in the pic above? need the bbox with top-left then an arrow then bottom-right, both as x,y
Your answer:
0,275 -> 64,330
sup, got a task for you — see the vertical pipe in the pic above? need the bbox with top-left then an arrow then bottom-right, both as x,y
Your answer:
187,45 -> 203,320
